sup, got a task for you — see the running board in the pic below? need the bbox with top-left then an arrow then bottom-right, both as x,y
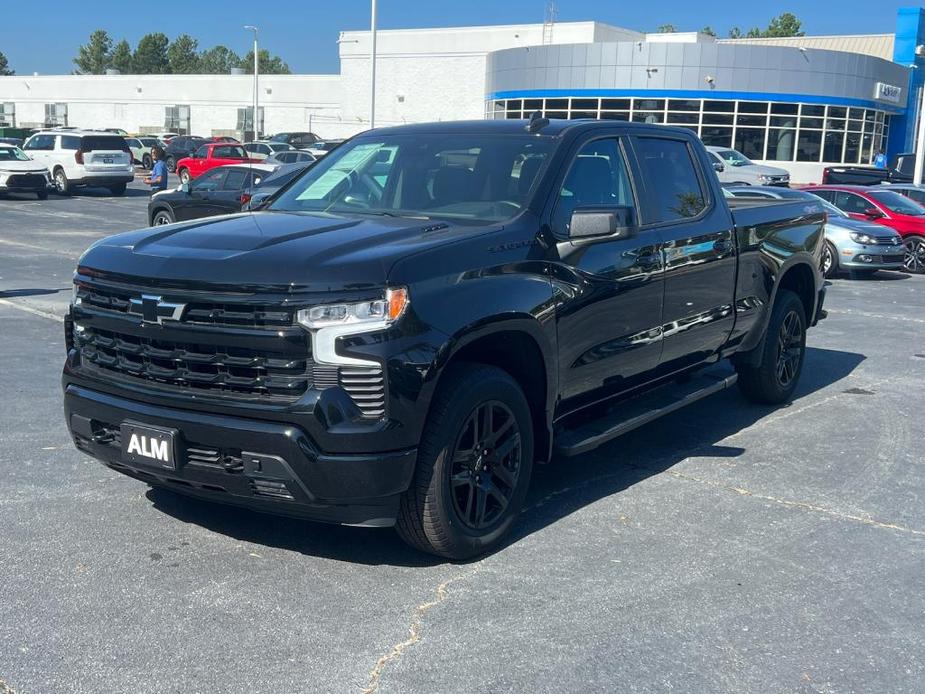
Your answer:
553,369 -> 738,457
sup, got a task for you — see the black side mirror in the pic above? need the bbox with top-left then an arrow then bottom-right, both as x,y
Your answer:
713,161 -> 725,173
569,206 -> 636,240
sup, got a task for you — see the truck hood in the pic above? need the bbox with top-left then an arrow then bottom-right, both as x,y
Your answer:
739,163 -> 790,177
0,160 -> 48,174
79,211 -> 494,292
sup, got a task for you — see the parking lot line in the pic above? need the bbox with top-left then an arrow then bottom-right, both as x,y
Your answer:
0,298 -> 63,322
0,238 -> 80,258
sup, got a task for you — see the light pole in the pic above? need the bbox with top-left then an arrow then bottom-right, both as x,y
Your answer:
370,0 -> 378,129
244,25 -> 259,139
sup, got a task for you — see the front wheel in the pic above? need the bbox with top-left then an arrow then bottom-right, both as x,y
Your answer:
735,289 -> 807,405
396,364 -> 534,559
53,169 -> 71,195
904,236 -> 925,274
178,168 -> 191,185
820,241 -> 839,279
151,209 -> 174,226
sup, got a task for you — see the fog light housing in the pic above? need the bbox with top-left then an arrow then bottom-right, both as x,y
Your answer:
857,254 -> 874,263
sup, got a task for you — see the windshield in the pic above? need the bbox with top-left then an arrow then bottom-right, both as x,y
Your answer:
868,190 -> 925,216
716,149 -> 752,167
0,146 -> 30,162
269,133 -> 555,222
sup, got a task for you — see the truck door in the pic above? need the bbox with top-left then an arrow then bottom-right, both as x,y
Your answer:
552,135 -> 665,409
630,135 -> 737,372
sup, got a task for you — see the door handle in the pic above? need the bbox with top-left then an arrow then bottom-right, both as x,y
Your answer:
713,238 -> 733,254
636,252 -> 661,269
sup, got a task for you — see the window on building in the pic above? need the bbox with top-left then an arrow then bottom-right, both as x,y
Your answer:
702,113 -> 734,126
771,103 -> 799,115
667,112 -> 699,125
632,111 -> 664,124
796,130 -> 822,162
165,105 -> 191,135
44,103 -> 68,127
668,99 -> 701,112
766,129 -> 796,161
822,131 -> 845,162
236,106 -> 265,137
738,101 -> 769,114
634,98 -> 665,111
734,128 -> 766,160
633,137 -> 706,223
701,127 -> 733,148
601,99 -> 631,110
0,102 -> 15,127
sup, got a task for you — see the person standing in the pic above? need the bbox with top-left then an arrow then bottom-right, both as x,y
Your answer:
143,146 -> 169,193
873,149 -> 888,169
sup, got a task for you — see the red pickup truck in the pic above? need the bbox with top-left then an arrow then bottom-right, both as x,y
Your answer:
176,143 -> 259,183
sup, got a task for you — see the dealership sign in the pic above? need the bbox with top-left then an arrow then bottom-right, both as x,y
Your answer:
874,82 -> 903,104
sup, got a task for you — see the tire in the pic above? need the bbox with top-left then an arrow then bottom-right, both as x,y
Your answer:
178,168 -> 191,185
735,289 -> 807,405
820,241 -> 839,279
36,190 -> 48,200
904,235 -> 925,274
166,156 -> 177,173
108,182 -> 127,196
396,364 -> 534,559
142,154 -> 152,170
151,209 -> 174,226
53,168 -> 71,195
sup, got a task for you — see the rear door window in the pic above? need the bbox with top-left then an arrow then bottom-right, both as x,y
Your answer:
221,169 -> 248,190
633,137 -> 708,223
60,136 -> 80,151
214,145 -> 247,159
194,169 -> 226,192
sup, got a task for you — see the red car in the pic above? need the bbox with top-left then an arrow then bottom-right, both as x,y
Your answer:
803,184 -> 925,273
175,143 -> 259,183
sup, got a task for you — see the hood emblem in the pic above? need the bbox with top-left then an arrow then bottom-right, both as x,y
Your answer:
130,294 -> 186,325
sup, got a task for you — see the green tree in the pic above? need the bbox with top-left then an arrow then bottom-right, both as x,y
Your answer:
239,49 -> 291,75
700,26 -> 716,37
728,27 -> 743,39
765,12 -> 804,38
74,29 -> 113,74
656,24 -> 676,33
0,51 -> 13,76
167,34 -> 200,74
110,40 -> 133,74
133,33 -> 170,74
198,45 -> 241,74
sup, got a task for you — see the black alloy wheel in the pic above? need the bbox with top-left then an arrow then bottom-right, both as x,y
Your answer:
904,236 -> 925,273
820,242 -> 838,278
775,309 -> 804,389
449,400 -> 522,530
152,210 -> 174,225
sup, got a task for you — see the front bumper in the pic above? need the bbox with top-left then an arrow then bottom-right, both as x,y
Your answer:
64,383 -> 417,527
837,242 -> 905,270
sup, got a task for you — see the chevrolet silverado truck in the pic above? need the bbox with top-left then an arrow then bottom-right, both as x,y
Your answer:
63,118 -> 826,559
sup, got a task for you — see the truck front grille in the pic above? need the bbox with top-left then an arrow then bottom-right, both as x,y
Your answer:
76,325 -> 312,400
7,174 -> 46,190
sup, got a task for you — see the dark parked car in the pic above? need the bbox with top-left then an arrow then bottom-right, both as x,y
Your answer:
269,131 -> 319,148
64,119 -> 826,558
147,163 -> 275,225
265,150 -> 316,165
821,153 -> 915,185
241,160 -> 314,209
163,136 -> 208,173
0,136 -> 24,147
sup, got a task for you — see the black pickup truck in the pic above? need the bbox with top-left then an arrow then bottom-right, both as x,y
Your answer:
63,118 -> 826,558
821,152 -> 914,185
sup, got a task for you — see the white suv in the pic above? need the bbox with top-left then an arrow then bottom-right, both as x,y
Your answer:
22,130 -> 134,195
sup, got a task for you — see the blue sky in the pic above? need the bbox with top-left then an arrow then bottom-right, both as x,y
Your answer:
0,1 -> 919,75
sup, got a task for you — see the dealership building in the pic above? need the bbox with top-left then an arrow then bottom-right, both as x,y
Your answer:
2,6 -> 925,181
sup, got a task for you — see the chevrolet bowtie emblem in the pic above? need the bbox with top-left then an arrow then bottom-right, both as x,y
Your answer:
130,294 -> 186,325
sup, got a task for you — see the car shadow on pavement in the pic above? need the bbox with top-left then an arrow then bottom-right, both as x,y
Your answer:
847,271 -> 911,281
52,187 -> 150,198
145,346 -> 864,566
0,287 -> 70,298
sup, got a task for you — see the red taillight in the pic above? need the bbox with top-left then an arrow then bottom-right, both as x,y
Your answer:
75,150 -> 84,164
240,193 -> 252,206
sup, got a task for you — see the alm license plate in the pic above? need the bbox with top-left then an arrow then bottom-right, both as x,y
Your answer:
121,422 -> 177,469
103,157 -> 113,164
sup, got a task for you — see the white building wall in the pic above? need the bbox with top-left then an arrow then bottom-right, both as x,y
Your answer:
338,22 -> 635,126
0,73 -> 355,139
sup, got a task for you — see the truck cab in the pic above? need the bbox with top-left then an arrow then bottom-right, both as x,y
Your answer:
63,119 -> 825,558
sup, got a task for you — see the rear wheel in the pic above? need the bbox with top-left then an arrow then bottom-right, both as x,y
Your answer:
53,168 -> 71,195
165,156 -> 177,173
108,182 -> 126,196
142,153 -> 152,169
904,235 -> 925,274
178,168 -> 191,185
151,209 -> 174,226
396,364 -> 534,559
735,289 -> 807,405
820,241 -> 839,278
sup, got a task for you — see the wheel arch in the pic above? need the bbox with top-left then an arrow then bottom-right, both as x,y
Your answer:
149,204 -> 174,226
433,319 -> 556,464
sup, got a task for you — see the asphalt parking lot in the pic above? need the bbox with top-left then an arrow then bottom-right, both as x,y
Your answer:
1,183 -> 923,694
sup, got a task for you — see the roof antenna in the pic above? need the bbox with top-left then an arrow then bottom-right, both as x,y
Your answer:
527,110 -> 549,134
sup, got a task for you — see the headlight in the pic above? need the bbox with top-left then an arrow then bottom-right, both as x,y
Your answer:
849,232 -> 878,245
758,174 -> 771,182
297,287 -> 409,330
